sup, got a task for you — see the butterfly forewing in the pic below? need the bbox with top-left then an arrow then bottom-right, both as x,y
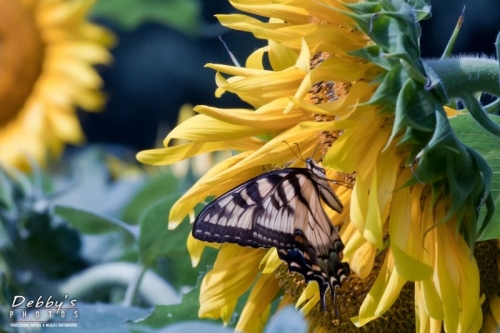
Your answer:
192,158 -> 349,310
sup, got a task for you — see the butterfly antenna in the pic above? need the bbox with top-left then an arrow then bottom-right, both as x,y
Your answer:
334,291 -> 339,318
282,141 -> 304,162
293,143 -> 305,161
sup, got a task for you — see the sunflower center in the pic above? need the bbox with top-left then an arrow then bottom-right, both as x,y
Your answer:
0,0 -> 44,127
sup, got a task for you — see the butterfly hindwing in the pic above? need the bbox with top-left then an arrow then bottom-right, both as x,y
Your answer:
278,230 -> 349,311
192,158 -> 349,310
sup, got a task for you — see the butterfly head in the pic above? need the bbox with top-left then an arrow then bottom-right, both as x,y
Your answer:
306,158 -> 328,178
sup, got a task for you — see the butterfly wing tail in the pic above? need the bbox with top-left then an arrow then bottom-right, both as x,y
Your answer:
277,230 -> 334,311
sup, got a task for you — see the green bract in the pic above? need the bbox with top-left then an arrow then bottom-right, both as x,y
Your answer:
344,0 -> 500,248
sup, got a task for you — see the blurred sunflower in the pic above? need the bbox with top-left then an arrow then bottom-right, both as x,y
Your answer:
138,0 -> 500,332
0,0 -> 113,169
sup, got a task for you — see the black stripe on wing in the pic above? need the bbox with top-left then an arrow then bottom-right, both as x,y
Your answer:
192,163 -> 350,311
192,168 -> 312,248
193,221 -> 298,249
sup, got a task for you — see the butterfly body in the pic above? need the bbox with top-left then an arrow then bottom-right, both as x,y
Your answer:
192,158 -> 350,310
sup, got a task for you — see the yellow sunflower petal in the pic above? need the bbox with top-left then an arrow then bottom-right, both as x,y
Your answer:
165,114 -> 279,144
483,294 -> 500,332
246,46 -> 269,70
136,139 -> 260,166
345,234 -> 376,279
199,244 -> 266,323
186,232 -> 203,268
228,1 -> 309,24
296,282 -> 321,314
260,248 -> 282,274
194,101 -> 311,130
269,38 -> 298,70
433,216 -> 481,332
235,272 -> 281,333
354,251 -> 407,326
0,0 -> 112,169
390,185 -> 433,280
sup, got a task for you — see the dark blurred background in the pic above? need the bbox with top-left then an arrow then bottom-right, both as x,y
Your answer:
78,0 -> 500,152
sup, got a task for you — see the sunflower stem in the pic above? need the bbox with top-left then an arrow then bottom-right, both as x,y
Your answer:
122,264 -> 148,307
423,57 -> 500,98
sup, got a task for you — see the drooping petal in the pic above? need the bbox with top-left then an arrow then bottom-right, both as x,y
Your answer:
354,251 -> 407,326
235,272 -> 281,333
199,244 -> 266,323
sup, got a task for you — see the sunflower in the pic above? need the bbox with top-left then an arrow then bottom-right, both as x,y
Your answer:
137,0 -> 500,332
0,0 -> 113,169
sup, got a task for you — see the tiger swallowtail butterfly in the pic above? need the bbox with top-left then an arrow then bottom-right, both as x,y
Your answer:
192,158 -> 350,311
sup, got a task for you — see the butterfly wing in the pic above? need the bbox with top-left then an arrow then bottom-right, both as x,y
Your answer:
192,166 -> 349,310
192,169 -> 298,248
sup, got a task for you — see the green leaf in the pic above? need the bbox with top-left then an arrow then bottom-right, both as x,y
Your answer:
342,2 -> 382,15
423,109 -> 462,154
450,114 -> 500,240
130,272 -> 281,330
1,163 -> 33,198
462,93 -> 500,137
122,171 -> 180,224
410,2 -> 431,21
90,0 -> 201,34
131,287 -> 211,328
495,31 -> 500,73
55,205 -> 138,239
138,195 -> 217,289
343,12 -> 394,52
386,78 -> 435,147
40,303 -> 150,333
138,195 -> 184,266
367,64 -> 406,105
157,247 -> 217,292
0,171 -> 14,210
153,322 -> 233,333
350,45 -> 399,71
51,148 -> 144,216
